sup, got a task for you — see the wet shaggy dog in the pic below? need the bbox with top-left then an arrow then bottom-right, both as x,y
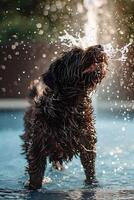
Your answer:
21,45 -> 108,189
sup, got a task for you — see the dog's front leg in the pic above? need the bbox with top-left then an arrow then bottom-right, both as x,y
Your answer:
26,133 -> 47,190
80,144 -> 96,184
28,155 -> 46,190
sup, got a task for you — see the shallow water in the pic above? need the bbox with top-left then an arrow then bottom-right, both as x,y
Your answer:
0,110 -> 134,199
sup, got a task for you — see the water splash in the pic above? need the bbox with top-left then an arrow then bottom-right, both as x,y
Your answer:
60,29 -> 132,61
60,32 -> 131,63
59,30 -> 83,48
59,0 -> 103,49
103,43 -> 132,63
59,0 -> 108,47
59,0 -> 131,63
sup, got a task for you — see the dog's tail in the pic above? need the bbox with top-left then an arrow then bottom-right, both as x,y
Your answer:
27,79 -> 47,102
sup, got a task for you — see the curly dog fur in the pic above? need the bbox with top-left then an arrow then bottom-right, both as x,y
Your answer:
21,45 -> 108,189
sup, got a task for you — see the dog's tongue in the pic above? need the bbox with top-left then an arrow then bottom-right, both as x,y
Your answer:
83,63 -> 107,75
83,63 -> 98,74
102,66 -> 107,76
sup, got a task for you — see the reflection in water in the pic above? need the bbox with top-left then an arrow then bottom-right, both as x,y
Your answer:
2,188 -> 134,200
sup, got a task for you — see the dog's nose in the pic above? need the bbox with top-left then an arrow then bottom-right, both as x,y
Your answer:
96,44 -> 104,51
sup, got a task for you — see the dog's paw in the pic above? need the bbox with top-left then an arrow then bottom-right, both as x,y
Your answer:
85,177 -> 99,187
24,180 -> 42,190
24,180 -> 30,188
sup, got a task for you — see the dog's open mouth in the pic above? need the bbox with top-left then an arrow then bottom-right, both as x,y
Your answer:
81,50 -> 108,86
83,51 -> 108,77
83,62 -> 107,75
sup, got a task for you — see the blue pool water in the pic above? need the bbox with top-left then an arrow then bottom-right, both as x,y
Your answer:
0,110 -> 134,199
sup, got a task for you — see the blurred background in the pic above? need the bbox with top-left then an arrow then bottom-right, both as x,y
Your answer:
0,0 -> 133,112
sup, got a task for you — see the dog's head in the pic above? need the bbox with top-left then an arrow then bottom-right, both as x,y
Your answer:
42,45 -> 108,92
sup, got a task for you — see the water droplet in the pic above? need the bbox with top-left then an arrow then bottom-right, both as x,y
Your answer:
36,23 -> 42,29
1,65 -> 6,70
122,127 -> 126,132
42,54 -> 46,58
38,30 -> 44,35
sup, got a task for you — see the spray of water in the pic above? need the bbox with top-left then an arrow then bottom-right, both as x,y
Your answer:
103,43 -> 132,63
59,0 -> 131,63
59,0 -> 99,48
60,31 -> 131,64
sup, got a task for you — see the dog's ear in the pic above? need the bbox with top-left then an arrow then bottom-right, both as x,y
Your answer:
41,70 -> 56,90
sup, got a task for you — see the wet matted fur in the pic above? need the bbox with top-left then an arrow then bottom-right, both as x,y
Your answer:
21,45 -> 108,189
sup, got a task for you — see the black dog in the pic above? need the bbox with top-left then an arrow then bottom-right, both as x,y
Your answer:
21,45 -> 108,189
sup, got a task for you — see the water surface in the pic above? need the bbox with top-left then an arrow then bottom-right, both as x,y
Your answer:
0,110 -> 134,199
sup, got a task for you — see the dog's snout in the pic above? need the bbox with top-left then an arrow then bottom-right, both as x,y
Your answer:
96,44 -> 104,51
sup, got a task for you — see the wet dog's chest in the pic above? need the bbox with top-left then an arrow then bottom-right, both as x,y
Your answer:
53,109 -> 85,137
46,111 -> 85,161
